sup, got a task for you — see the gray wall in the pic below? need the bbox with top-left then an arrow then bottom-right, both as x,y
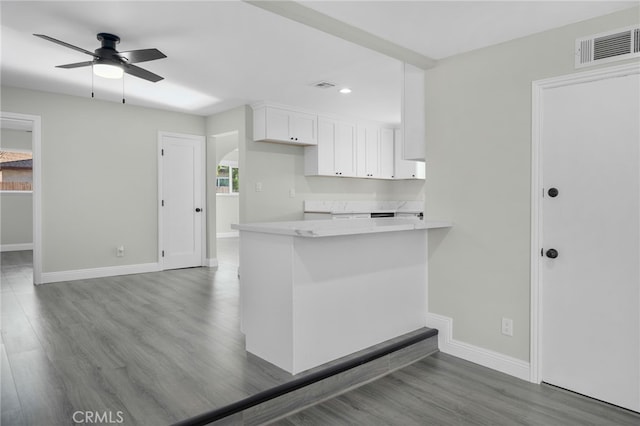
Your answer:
425,6 -> 640,361
0,193 -> 32,246
1,86 -> 205,272
1,128 -> 33,247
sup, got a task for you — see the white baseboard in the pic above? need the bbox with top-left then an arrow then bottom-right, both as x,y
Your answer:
427,313 -> 530,381
40,262 -> 161,284
0,243 -> 33,252
217,231 -> 239,238
206,258 -> 219,268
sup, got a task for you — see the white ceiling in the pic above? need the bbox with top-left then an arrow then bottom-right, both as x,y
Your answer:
1,1 -> 636,124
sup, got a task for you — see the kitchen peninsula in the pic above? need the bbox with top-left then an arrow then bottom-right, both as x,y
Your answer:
232,218 -> 451,374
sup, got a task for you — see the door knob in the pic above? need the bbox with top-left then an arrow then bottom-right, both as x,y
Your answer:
545,248 -> 558,259
195,208 -> 202,212
548,188 -> 559,197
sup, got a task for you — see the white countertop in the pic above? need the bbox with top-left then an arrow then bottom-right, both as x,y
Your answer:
232,218 -> 452,237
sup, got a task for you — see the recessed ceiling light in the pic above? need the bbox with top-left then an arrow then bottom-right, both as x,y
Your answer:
339,87 -> 352,94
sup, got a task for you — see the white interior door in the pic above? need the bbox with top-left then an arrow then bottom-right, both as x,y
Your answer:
541,72 -> 640,411
159,132 -> 205,270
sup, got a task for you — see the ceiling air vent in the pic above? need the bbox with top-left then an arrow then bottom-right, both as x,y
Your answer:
311,81 -> 336,89
576,26 -> 640,68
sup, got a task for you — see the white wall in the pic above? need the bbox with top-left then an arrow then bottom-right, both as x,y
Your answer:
425,7 -> 640,362
216,194 -> 239,236
1,128 -> 33,249
1,86 -> 205,273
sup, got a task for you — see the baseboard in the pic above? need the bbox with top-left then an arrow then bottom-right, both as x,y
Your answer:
426,313 -> 530,381
206,258 -> 219,268
0,243 -> 33,252
217,231 -> 239,238
40,262 -> 161,284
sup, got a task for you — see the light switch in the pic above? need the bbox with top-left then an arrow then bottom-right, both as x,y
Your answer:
255,182 -> 263,192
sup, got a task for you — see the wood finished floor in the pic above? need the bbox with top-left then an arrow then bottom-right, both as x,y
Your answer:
276,352 -> 640,426
2,244 -> 639,426
1,242 -> 301,426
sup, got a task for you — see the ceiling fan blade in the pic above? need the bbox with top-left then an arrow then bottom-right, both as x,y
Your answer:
118,48 -> 166,64
123,64 -> 163,82
56,61 -> 94,69
33,34 -> 97,58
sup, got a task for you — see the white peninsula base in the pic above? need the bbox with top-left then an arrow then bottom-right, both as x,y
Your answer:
233,219 -> 450,374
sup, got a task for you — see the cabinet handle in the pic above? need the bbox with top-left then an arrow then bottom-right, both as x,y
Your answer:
295,137 -> 298,141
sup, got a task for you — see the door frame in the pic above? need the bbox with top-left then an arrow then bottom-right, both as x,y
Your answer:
530,62 -> 640,383
157,131 -> 206,270
0,111 -> 42,284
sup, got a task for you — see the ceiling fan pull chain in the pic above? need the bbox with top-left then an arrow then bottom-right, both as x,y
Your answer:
91,64 -> 94,98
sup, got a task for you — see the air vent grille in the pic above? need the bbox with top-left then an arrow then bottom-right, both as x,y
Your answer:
312,81 -> 336,89
594,31 -> 631,60
576,25 -> 640,68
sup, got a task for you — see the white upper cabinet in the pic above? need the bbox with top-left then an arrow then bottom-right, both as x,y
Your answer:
394,129 -> 425,180
402,63 -> 426,161
357,124 -> 380,178
379,127 -> 395,179
305,117 -> 356,177
253,104 -> 317,145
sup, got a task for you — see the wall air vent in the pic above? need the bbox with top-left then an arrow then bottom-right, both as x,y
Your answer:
576,26 -> 640,68
311,81 -> 336,89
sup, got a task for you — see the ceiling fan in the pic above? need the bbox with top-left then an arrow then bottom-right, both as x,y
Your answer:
34,33 -> 166,82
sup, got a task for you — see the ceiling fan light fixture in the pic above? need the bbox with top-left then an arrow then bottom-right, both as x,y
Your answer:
93,63 -> 123,79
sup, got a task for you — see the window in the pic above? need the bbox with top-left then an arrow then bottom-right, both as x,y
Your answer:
216,161 -> 239,194
0,150 -> 33,191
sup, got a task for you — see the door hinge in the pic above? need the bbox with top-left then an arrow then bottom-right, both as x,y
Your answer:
541,248 -> 544,257
162,200 -> 164,207
162,250 -> 165,257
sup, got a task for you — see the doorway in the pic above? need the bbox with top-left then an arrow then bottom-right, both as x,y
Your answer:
212,131 -> 240,268
158,132 -> 205,270
531,63 -> 640,412
0,112 -> 42,284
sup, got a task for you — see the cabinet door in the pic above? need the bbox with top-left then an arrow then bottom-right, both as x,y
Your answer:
358,124 -> 379,178
265,107 -> 291,142
402,63 -> 426,161
335,121 -> 357,177
316,118 -> 336,175
291,111 -> 317,145
379,127 -> 395,179
394,129 -> 425,179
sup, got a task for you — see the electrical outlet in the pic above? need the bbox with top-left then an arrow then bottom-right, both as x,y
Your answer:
289,188 -> 295,198
501,317 -> 513,336
116,246 -> 125,257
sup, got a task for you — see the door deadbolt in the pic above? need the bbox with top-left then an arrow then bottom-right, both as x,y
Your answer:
548,188 -> 559,197
545,248 -> 558,259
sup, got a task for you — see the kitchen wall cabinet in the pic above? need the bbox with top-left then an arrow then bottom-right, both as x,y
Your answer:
305,116 -> 357,177
394,129 -> 426,179
253,104 -> 317,145
379,127 -> 396,179
402,63 -> 426,161
357,124 -> 380,178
